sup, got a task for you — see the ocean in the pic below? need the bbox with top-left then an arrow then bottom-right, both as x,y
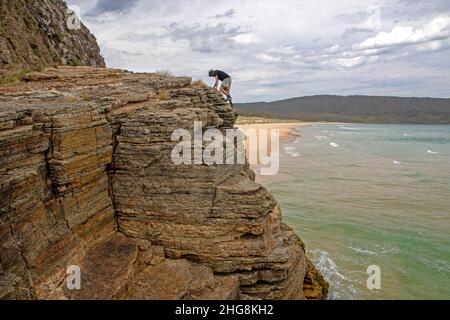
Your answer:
255,124 -> 450,300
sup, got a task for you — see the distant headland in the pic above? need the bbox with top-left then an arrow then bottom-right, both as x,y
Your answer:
235,95 -> 450,124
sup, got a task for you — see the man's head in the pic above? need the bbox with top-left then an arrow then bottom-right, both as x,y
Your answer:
208,69 -> 215,77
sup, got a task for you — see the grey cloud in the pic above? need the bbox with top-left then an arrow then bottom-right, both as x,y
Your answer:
212,9 -> 236,19
342,27 -> 374,39
397,0 -> 450,8
167,22 -> 244,53
116,32 -> 165,42
86,0 -> 140,16
364,77 -> 430,89
333,10 -> 372,24
398,0 -> 426,6
389,0 -> 450,22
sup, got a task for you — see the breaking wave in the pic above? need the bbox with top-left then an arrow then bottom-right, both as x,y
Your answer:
330,142 -> 340,148
311,250 -> 362,300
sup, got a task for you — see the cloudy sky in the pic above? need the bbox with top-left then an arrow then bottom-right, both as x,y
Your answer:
65,0 -> 450,102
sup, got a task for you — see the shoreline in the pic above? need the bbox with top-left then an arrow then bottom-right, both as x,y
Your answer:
236,121 -> 331,141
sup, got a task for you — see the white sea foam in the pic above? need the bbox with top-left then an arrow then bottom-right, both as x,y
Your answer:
393,160 -> 402,165
349,246 -> 377,256
427,150 -> 438,154
315,135 -> 328,141
330,142 -> 339,148
312,250 -> 349,282
284,145 -> 300,157
373,243 -> 399,255
311,250 -> 361,300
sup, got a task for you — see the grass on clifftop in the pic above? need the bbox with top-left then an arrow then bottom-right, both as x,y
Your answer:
158,89 -> 171,101
0,69 -> 30,86
155,69 -> 173,77
191,79 -> 208,89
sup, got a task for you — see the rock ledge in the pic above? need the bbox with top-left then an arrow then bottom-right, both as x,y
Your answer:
0,67 -> 327,300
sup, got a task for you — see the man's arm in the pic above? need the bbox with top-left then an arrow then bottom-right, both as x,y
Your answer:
214,76 -> 219,89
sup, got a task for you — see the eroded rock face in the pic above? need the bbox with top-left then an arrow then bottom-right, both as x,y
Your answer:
0,67 -> 327,300
0,0 -> 105,72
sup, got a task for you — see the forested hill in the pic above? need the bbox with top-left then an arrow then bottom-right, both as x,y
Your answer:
235,95 -> 450,124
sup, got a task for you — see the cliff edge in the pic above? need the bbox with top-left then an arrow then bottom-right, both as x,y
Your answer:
0,67 -> 328,300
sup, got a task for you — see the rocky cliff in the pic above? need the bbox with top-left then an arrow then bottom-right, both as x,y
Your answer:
0,0 -> 105,72
0,66 -> 328,300
0,0 -> 327,300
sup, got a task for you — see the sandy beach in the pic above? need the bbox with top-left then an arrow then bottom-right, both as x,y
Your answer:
235,121 -> 325,158
236,122 -> 321,141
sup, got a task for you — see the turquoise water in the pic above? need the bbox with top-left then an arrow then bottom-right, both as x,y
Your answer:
256,124 -> 450,300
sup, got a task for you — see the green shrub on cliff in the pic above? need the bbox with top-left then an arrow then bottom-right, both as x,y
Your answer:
67,57 -> 81,67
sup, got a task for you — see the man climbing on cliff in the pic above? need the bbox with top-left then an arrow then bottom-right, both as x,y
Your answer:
209,69 -> 233,106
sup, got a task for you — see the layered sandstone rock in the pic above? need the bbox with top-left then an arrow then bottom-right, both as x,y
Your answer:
0,0 -> 105,73
0,66 -> 328,300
